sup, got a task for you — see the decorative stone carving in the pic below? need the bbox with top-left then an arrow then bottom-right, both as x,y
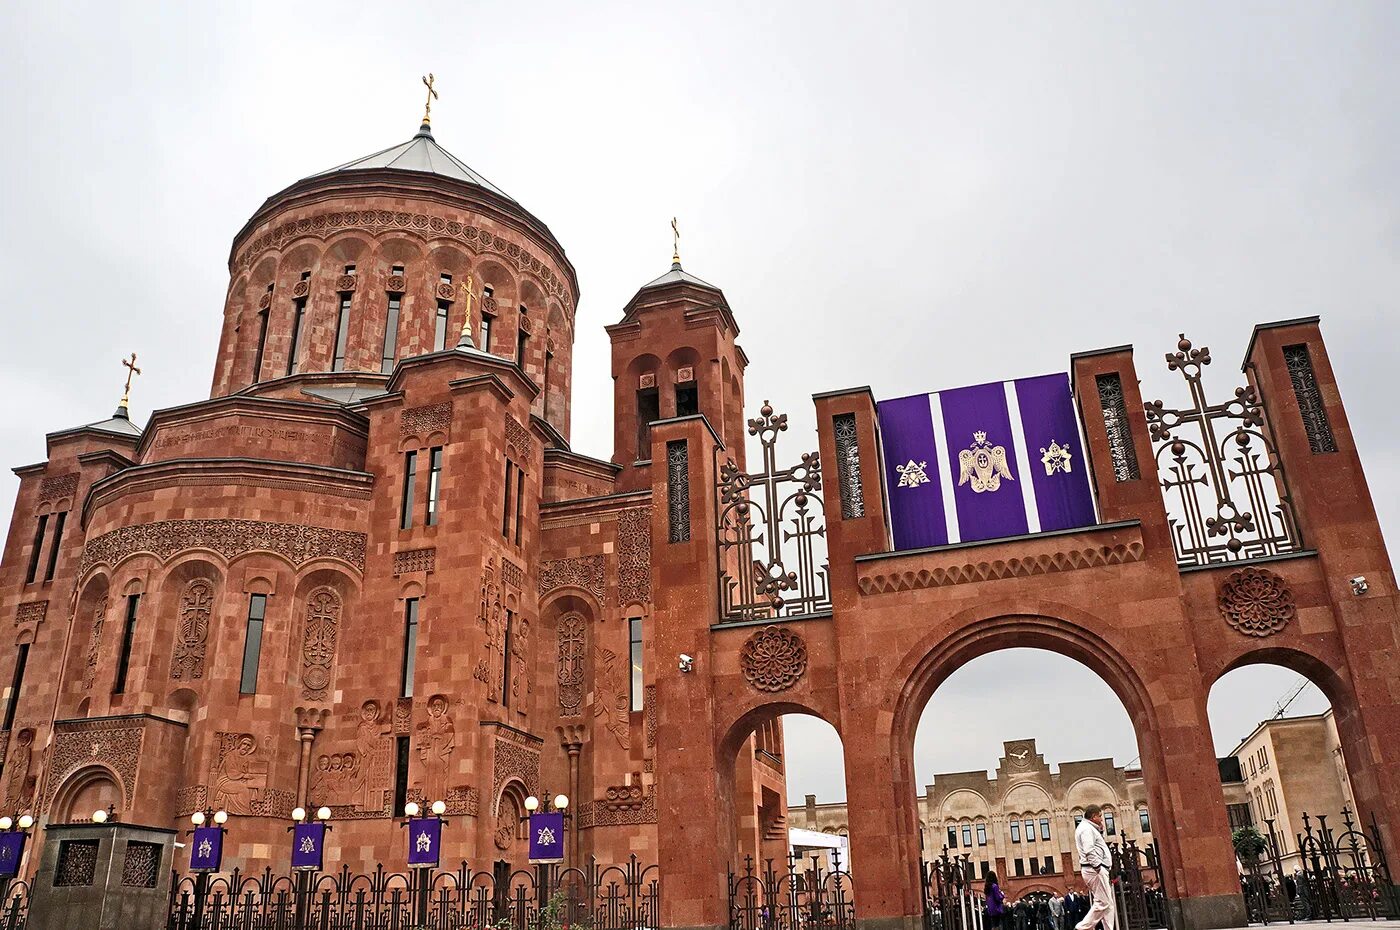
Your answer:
577,793 -> 658,827
1283,344 -> 1337,454
444,785 -> 479,817
739,626 -> 809,693
82,596 -> 106,690
480,559 -> 505,703
79,519 -> 367,577
42,718 -> 145,811
617,507 -> 652,606
638,373 -> 656,390
233,210 -> 573,306
594,648 -> 630,749
539,555 -> 604,604
557,614 -> 587,718
506,416 -> 533,459
510,617 -> 531,709
210,732 -> 270,816
501,559 -> 523,591
393,548 -> 436,575
300,587 -> 341,701
1218,567 -> 1297,637
4,729 -> 36,809
14,601 -> 47,627
495,804 -> 517,850
353,699 -> 390,811
310,752 -> 360,807
676,366 -> 694,384
415,695 -> 456,802
175,785 -> 208,817
386,274 -> 407,293
857,539 -> 1146,595
490,730 -> 541,810
393,697 -> 413,734
401,402 -> 452,438
171,579 -> 214,680
336,274 -> 357,292
291,280 -> 310,299
257,290 -> 273,309
38,473 -> 79,502
436,282 -> 456,301
645,685 -> 657,749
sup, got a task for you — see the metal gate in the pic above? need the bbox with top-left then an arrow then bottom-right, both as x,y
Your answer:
1110,839 -> 1169,930
921,851 -> 984,930
729,852 -> 855,930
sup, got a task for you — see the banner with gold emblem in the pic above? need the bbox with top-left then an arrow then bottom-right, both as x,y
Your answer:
877,373 -> 1097,550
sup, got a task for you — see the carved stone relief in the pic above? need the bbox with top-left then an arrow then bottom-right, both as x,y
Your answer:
14,601 -> 47,627
539,556 -> 605,605
490,731 -> 541,812
617,507 -> 653,606
401,403 -> 452,439
505,416 -> 534,460
739,626 -> 809,693
4,729 -> 37,809
80,519 -> 367,577
415,695 -> 456,802
81,596 -> 107,690
300,588 -> 341,701
478,559 -> 504,700
594,648 -> 630,749
210,732 -> 270,816
43,719 -> 145,812
393,548 -> 436,575
1218,567 -> 1297,637
171,579 -> 214,680
557,614 -> 587,718
38,473 -> 79,502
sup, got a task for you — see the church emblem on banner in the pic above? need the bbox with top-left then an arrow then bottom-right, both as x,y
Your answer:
1040,440 -> 1073,475
958,431 -> 1014,493
896,460 -> 931,488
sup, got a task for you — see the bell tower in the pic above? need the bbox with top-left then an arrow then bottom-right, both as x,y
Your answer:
606,255 -> 747,492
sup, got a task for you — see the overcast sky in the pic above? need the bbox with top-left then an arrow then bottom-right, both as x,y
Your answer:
1,3 -> 1395,804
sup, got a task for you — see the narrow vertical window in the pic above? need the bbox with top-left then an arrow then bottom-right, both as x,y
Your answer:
628,617 -> 644,711
675,381 -> 698,417
502,461 -> 514,539
947,827 -> 957,849
400,451 -> 417,530
332,265 -> 355,372
24,514 -> 48,585
393,735 -> 411,817
1139,809 -> 1151,833
636,388 -> 659,459
542,348 -> 552,420
434,273 -> 452,351
1024,819 -> 1035,841
381,270 -> 403,375
113,594 -> 140,694
400,598 -> 419,698
977,823 -> 987,846
426,447 -> 443,526
480,286 -> 494,351
962,824 -> 973,848
516,308 -> 529,368
239,594 -> 266,694
43,511 -> 67,582
2,645 -> 29,731
1010,822 -> 1020,843
502,610 -> 513,708
1104,811 -> 1116,835
514,465 -> 525,546
1040,818 -> 1051,840
287,271 -> 310,376
252,284 -> 272,382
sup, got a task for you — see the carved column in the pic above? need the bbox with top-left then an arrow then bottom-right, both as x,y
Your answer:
294,707 -> 328,807
560,725 -> 586,867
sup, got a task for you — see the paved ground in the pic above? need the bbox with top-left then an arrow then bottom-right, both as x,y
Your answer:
1244,922 -> 1400,930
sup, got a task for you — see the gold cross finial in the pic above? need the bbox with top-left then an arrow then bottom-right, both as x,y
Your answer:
421,73 -> 439,126
456,274 -> 477,349
119,353 -> 142,409
671,217 -> 680,265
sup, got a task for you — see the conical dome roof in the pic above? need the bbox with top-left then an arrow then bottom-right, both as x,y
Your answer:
302,123 -> 514,203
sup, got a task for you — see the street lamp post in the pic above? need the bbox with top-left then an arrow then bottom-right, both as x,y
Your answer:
0,813 -> 35,905
186,807 -> 229,930
289,806 -> 332,930
402,798 -> 448,930
522,792 -> 571,906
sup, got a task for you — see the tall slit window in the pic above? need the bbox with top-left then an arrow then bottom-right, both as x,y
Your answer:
332,265 -> 355,371
400,598 -> 419,698
637,388 -> 660,460
1010,821 -> 1021,843
976,823 -> 987,846
479,286 -> 494,351
393,735 -> 410,817
516,308 -> 529,368
43,511 -> 67,582
542,347 -> 553,420
252,284 -> 272,382
287,271 -> 310,376
513,465 -> 525,546
400,451 -> 417,530
240,594 -> 266,694
502,610 -> 513,707
381,267 -> 403,374
628,617 -> 644,711
947,827 -> 957,848
1104,811 -> 1116,835
113,593 -> 140,694
434,273 -> 452,351
961,824 -> 973,848
24,514 -> 48,585
2,644 -> 29,731
502,460 -> 515,539
1039,818 -> 1051,840
426,447 -> 443,526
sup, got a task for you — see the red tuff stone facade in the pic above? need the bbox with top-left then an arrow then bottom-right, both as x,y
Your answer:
2,116 -> 1398,930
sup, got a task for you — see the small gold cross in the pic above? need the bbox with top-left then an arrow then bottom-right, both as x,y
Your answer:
671,217 -> 680,265
422,73 -> 439,125
120,352 -> 142,407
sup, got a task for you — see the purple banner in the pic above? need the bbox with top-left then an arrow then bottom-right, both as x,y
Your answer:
407,817 -> 441,867
190,826 -> 224,872
528,812 -> 564,863
940,380 -> 1028,541
875,393 -> 948,550
1014,373 -> 1097,533
292,822 -> 326,871
0,832 -> 25,876
878,373 -> 1098,549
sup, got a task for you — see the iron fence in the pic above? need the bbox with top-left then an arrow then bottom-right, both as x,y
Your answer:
1243,808 -> 1397,925
168,856 -> 658,930
729,852 -> 854,930
0,880 -> 27,930
921,850 -> 984,930
1109,840 -> 1169,930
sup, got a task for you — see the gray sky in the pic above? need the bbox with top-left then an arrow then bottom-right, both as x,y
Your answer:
1,3 -> 1395,803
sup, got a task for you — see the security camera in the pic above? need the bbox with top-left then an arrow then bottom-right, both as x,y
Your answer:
1350,576 -> 1369,596
678,654 -> 694,673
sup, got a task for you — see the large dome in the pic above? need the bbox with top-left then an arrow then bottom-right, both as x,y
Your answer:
301,123 -> 515,203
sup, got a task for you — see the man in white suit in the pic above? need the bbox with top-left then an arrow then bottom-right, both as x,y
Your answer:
1074,805 -> 1115,930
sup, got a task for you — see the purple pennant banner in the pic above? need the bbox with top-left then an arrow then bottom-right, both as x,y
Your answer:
0,832 -> 25,876
190,826 -> 224,872
528,812 -> 565,863
291,822 -> 326,871
407,817 -> 442,867
877,373 -> 1097,549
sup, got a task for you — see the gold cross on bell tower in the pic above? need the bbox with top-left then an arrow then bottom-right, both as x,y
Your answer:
118,352 -> 141,415
421,73 -> 439,127
671,217 -> 681,266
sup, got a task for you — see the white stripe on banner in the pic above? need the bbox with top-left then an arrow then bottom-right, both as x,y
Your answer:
1003,380 -> 1043,535
927,392 -> 961,544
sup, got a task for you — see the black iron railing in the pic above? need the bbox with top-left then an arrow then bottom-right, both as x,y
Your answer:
729,852 -> 854,930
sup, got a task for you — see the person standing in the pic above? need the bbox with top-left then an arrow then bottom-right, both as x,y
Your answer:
1049,892 -> 1064,930
1074,806 -> 1115,930
985,872 -> 1006,930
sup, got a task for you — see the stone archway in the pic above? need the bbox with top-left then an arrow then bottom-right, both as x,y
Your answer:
51,765 -> 123,824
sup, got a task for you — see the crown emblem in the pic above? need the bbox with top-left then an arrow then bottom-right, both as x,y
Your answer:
1040,439 -> 1073,476
973,430 -> 988,445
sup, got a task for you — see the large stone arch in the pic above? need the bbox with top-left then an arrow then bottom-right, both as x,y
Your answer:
50,763 -> 124,824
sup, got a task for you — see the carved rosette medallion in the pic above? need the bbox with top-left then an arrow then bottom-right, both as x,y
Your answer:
1218,567 -> 1297,637
739,625 -> 809,693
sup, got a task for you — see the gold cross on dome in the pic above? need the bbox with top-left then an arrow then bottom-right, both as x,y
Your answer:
671,217 -> 680,264
120,353 -> 141,406
422,73 -> 439,125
